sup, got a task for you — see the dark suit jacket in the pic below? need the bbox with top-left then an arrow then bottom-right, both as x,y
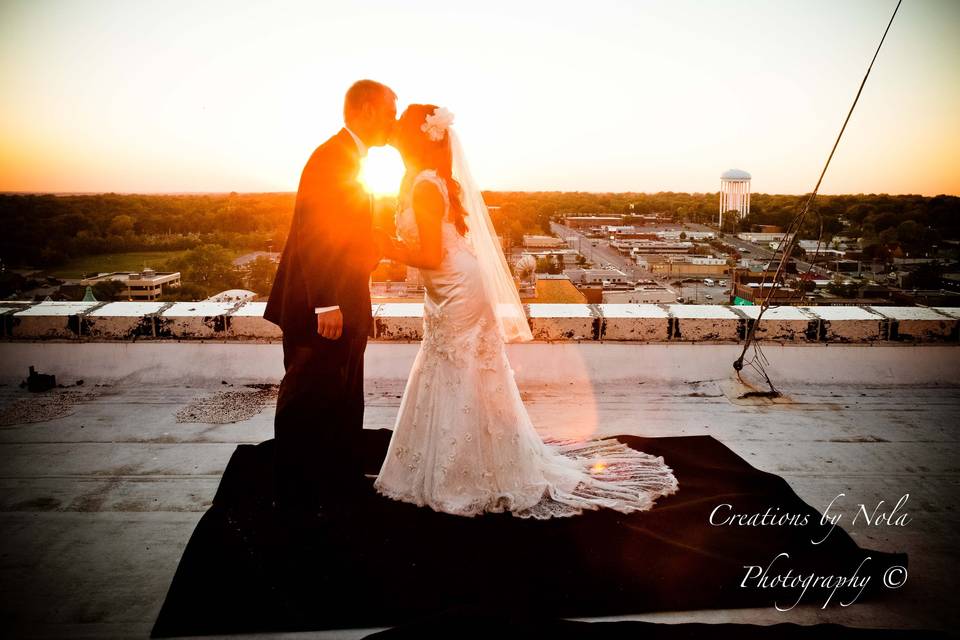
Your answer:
264,128 -> 379,341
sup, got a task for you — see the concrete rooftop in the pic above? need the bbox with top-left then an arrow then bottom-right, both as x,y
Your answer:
0,302 -> 958,637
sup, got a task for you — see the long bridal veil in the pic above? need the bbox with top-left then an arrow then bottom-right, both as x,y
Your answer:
448,129 -> 533,344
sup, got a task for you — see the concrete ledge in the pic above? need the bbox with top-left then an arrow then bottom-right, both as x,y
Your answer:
1,341 -> 957,385
599,304 -> 669,341
528,303 -> 597,340
228,301 -> 282,339
0,300 -> 958,344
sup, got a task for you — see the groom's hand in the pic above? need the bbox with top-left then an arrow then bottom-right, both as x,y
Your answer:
317,308 -> 343,340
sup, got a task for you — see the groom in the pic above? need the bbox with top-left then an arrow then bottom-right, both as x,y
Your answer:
264,79 -> 397,515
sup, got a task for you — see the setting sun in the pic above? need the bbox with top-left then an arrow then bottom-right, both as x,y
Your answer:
359,146 -> 406,197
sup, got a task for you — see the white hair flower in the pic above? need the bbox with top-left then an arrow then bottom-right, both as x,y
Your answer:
421,107 -> 455,142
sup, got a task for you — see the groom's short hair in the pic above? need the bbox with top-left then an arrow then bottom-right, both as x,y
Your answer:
344,80 -> 396,116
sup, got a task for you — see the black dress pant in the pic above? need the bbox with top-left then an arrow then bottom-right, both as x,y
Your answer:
273,321 -> 369,511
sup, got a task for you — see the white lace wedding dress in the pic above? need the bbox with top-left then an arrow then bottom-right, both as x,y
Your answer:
372,169 -> 679,519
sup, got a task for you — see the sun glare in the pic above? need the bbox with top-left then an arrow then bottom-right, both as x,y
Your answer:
358,146 -> 405,197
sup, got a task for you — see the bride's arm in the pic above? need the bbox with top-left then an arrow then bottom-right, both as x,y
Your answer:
380,181 -> 444,270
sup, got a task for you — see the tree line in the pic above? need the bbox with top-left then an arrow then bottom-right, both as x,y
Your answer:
1,190 -> 955,274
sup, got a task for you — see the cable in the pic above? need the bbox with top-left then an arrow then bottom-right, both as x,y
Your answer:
732,0 -> 903,393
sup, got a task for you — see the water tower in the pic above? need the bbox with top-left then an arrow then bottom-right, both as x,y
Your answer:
719,169 -> 751,226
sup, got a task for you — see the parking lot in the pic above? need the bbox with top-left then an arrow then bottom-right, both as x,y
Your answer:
670,278 -> 731,304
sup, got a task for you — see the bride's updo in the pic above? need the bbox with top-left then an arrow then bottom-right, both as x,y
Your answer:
394,104 -> 469,237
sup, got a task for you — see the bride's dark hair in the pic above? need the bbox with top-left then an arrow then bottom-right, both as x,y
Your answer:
395,104 -> 468,236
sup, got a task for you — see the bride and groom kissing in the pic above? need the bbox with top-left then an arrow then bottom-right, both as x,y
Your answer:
263,79 -> 678,523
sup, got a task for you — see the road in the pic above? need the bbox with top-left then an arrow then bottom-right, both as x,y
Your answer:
685,223 -> 833,278
548,220 -> 836,303
549,221 -> 732,303
550,220 -> 645,279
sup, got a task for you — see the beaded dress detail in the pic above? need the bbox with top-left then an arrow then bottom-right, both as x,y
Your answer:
373,169 -> 679,519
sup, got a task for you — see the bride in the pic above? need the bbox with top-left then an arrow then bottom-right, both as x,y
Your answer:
371,104 -> 679,519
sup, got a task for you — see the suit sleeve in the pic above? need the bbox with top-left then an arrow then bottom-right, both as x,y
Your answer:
295,162 -> 351,311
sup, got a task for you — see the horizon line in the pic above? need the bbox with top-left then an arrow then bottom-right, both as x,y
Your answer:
2,189 -> 957,198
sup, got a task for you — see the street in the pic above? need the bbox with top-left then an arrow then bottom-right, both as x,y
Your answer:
547,219 -> 829,303
685,222 -> 832,277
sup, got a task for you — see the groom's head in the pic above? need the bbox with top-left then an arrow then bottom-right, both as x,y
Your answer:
343,79 -> 397,148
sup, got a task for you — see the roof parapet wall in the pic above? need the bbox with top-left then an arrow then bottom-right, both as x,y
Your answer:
1,301 -> 958,344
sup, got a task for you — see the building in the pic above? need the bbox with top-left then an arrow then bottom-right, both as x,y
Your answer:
656,230 -> 715,241
562,215 -> 624,229
729,264 -> 801,304
519,249 -> 581,267
825,259 -> 864,275
602,285 -> 676,304
522,235 -> 567,249
736,232 -> 789,243
719,169 -> 751,226
607,225 -> 644,235
649,257 -> 729,278
519,273 -> 587,303
731,282 -> 802,304
563,267 -> 630,285
80,268 -> 181,301
613,241 -> 695,256
798,240 -> 845,254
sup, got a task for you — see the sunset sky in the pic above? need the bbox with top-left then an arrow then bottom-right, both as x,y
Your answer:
0,0 -> 957,196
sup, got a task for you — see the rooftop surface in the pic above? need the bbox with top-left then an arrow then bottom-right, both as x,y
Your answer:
0,303 -> 958,637
0,351 -> 957,638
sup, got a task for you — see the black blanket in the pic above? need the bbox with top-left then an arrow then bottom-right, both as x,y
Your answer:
151,431 -> 913,638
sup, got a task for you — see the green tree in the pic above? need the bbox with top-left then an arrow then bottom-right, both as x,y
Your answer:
164,244 -> 240,296
159,282 -> 208,302
91,279 -> 128,301
896,220 -> 920,245
245,256 -> 279,296
826,275 -> 859,299
108,214 -> 135,236
906,260 -> 945,289
535,256 -> 561,274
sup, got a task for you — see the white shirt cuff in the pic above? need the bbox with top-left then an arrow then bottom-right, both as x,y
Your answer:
314,305 -> 340,314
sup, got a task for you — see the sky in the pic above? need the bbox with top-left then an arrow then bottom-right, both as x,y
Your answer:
0,0 -> 957,196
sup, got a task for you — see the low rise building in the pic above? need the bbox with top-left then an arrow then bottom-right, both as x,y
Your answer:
563,267 -> 630,285
737,232 -> 794,244
649,257 -> 729,278
562,215 -> 624,229
614,240 -> 695,256
655,230 -> 716,241
519,274 -> 587,303
602,285 -> 676,304
80,268 -> 181,301
522,235 -> 567,249
520,249 -> 581,267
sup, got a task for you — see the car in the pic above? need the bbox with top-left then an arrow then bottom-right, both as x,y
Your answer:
704,294 -> 713,300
